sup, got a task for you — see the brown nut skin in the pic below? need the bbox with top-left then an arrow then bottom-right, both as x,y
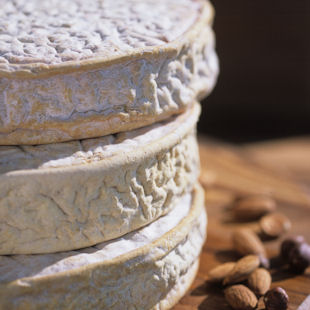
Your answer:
224,285 -> 258,310
232,229 -> 267,257
264,287 -> 289,310
223,255 -> 260,286
280,236 -> 305,262
208,262 -> 236,282
232,195 -> 276,221
259,254 -> 270,269
260,213 -> 291,238
288,242 -> 310,274
248,268 -> 271,296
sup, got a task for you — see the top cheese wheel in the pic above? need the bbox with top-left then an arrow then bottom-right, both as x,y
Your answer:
0,0 -> 218,145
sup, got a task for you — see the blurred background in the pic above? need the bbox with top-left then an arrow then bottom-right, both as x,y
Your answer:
198,0 -> 310,143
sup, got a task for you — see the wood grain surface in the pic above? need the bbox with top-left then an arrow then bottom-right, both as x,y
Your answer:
173,137 -> 310,310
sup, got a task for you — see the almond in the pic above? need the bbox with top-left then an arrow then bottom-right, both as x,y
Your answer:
232,195 -> 276,221
223,255 -> 260,285
260,213 -> 291,238
208,262 -> 236,282
248,268 -> 271,296
224,284 -> 258,310
232,228 -> 267,257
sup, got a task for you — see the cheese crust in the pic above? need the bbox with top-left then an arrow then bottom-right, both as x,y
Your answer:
0,184 -> 206,310
0,103 -> 200,254
0,0 -> 218,145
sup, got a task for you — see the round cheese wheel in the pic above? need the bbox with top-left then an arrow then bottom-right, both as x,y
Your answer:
0,103 -> 200,254
0,184 -> 206,310
0,0 -> 218,145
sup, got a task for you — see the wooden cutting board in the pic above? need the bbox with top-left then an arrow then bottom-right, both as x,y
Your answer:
173,137 -> 310,310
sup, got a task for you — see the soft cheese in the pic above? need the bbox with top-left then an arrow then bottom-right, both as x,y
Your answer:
0,0 -> 218,145
0,184 -> 206,310
0,103 -> 200,254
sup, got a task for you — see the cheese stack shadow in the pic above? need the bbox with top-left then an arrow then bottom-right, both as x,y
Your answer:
0,0 -> 218,308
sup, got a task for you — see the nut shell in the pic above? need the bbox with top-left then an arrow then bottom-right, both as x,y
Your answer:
264,287 -> 289,310
280,236 -> 305,261
289,242 -> 310,274
232,228 -> 267,257
208,262 -> 236,282
223,255 -> 260,286
260,213 -> 291,238
224,284 -> 258,310
248,268 -> 271,296
232,196 -> 276,221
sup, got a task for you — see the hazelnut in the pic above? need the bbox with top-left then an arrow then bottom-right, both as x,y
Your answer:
264,287 -> 289,310
288,242 -> 310,274
280,236 -> 305,262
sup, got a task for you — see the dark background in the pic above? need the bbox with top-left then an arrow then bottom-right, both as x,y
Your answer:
198,0 -> 310,143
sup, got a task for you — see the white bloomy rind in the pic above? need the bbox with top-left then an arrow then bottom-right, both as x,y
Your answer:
0,184 -> 207,310
0,104 -> 200,255
0,0 -> 218,145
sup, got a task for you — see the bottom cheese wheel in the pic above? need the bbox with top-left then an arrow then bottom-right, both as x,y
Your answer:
0,183 -> 206,310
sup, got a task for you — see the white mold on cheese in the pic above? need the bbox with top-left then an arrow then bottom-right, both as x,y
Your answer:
0,0 -> 218,145
0,184 -> 207,310
0,0 -> 200,65
0,104 -> 200,254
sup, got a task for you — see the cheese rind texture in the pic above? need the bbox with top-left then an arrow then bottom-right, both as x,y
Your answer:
0,104 -> 200,254
0,184 -> 207,310
0,0 -> 218,145
0,0 -> 201,66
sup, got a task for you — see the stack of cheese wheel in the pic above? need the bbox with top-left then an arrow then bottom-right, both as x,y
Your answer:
0,0 -> 218,309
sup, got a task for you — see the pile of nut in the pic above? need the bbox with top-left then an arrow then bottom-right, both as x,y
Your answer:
207,195 -> 310,310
